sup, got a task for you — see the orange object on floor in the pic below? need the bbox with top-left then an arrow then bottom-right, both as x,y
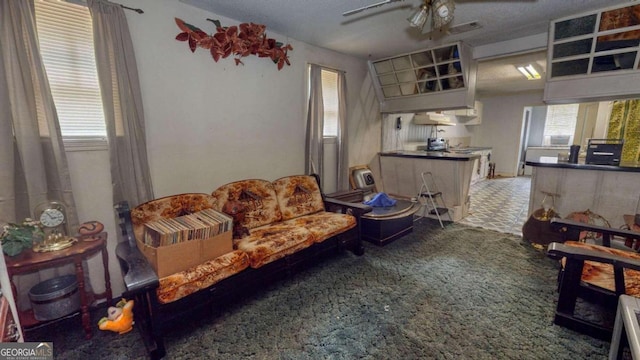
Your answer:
98,299 -> 134,335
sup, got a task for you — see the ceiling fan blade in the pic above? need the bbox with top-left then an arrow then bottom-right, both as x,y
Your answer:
342,0 -> 403,17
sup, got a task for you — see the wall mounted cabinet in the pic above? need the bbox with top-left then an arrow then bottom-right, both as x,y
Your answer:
369,42 -> 476,113
444,101 -> 482,125
544,3 -> 640,103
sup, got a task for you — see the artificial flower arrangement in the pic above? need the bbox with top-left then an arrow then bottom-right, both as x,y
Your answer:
175,18 -> 293,70
1,218 -> 44,257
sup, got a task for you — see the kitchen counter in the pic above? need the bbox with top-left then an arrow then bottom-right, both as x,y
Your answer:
381,150 -> 481,161
451,146 -> 493,151
526,146 -> 570,150
377,151 -> 479,221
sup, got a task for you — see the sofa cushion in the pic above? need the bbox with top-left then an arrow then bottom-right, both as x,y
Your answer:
234,224 -> 315,268
563,241 -> 640,297
283,212 -> 356,243
272,175 -> 325,221
156,250 -> 250,304
211,179 -> 282,230
130,193 -> 216,245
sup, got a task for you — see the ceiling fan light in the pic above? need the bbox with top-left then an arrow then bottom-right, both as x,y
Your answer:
431,0 -> 455,30
408,5 -> 429,29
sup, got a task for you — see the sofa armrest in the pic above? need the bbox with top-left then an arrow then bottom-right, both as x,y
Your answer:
114,201 -> 159,296
548,241 -> 640,297
116,241 -> 159,296
550,218 -> 640,247
547,242 -> 640,271
323,197 -> 372,218
115,201 -> 137,248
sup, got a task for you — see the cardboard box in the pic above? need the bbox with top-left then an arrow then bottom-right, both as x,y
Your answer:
136,230 -> 233,278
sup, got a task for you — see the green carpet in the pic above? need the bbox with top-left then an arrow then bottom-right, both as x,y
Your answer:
29,220 -> 610,359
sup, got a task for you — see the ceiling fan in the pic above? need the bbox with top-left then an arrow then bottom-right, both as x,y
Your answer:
343,0 -> 456,33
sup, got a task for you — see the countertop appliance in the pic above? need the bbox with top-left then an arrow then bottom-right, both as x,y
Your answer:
427,137 -> 446,151
585,139 -> 623,165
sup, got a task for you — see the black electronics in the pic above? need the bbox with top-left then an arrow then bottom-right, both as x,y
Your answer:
396,117 -> 402,129
585,138 -> 623,165
568,145 -> 580,164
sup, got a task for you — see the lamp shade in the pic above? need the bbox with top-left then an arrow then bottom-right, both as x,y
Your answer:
432,0 -> 455,29
408,5 -> 429,29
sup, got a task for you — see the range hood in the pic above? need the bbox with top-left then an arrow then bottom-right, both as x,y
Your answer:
447,101 -> 482,120
453,113 -> 477,120
413,113 -> 455,125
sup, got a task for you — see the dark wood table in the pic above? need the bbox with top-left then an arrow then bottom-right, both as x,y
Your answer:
4,232 -> 112,339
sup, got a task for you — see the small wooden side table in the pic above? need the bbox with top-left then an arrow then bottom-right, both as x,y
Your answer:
4,232 -> 112,339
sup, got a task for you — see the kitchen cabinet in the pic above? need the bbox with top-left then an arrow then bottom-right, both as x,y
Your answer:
471,158 -> 481,184
544,3 -> 640,103
479,150 -> 491,179
369,42 -> 477,113
470,149 -> 492,184
445,101 -> 482,125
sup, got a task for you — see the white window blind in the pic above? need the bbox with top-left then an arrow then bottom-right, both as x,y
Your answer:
543,104 -> 579,146
34,0 -> 107,150
321,69 -> 339,137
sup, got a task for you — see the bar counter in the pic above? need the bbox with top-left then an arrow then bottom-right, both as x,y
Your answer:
526,157 -> 640,228
525,157 -> 640,173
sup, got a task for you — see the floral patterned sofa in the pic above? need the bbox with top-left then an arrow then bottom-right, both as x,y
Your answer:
115,174 -> 371,359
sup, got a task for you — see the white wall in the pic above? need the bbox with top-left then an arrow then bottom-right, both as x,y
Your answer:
120,0 -> 374,195
65,0 -> 379,298
474,91 -> 546,176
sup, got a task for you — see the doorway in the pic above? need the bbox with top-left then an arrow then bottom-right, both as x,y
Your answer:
517,107 -> 532,176
459,176 -> 531,235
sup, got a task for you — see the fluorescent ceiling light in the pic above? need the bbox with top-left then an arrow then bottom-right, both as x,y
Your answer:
517,64 -> 541,80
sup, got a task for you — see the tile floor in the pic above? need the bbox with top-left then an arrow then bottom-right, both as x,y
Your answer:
458,176 -> 531,236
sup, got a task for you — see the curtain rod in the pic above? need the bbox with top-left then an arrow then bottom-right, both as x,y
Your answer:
309,63 -> 346,74
119,4 -> 144,14
69,0 -> 144,14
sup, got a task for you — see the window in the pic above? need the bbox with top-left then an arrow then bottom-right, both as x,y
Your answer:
34,0 -> 106,150
321,69 -> 339,137
542,104 -> 579,146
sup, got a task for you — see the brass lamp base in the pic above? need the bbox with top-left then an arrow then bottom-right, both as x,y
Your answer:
32,236 -> 77,252
532,208 -> 558,222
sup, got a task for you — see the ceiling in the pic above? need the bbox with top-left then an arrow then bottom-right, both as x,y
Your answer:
179,0 -> 634,95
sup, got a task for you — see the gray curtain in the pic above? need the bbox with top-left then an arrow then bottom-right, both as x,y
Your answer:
88,0 -> 154,206
305,65 -> 349,191
305,65 -> 324,183
0,0 -> 78,312
336,71 -> 349,191
0,0 -> 79,226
